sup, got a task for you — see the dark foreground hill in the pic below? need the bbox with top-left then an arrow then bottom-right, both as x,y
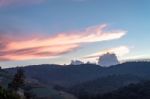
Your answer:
5,62 -> 150,88
3,62 -> 150,99
89,81 -> 150,99
0,68 -> 78,99
6,64 -> 104,87
68,74 -> 144,95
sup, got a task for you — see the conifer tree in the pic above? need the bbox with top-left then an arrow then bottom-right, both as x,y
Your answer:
8,68 -> 25,91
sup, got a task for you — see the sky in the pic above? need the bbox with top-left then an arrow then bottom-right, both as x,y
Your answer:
0,0 -> 150,68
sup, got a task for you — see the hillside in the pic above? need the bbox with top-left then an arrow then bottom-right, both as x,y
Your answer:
6,64 -> 104,87
0,68 -> 77,99
99,81 -> 150,99
5,62 -> 150,88
68,74 -> 144,95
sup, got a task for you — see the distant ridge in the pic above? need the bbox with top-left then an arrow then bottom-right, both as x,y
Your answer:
5,61 -> 150,88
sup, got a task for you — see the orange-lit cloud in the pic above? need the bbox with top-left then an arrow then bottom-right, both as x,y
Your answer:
85,46 -> 130,59
0,44 -> 79,61
0,24 -> 126,61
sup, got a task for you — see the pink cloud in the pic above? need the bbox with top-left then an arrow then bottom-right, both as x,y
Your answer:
0,44 -> 79,61
0,24 -> 126,61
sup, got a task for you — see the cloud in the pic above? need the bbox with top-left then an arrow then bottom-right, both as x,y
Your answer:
0,44 -> 79,61
120,54 -> 150,62
85,46 -> 130,59
0,0 -> 46,6
0,24 -> 126,61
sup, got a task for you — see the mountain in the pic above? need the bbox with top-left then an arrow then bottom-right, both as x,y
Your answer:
68,74 -> 144,95
6,64 -> 103,87
70,60 -> 84,65
0,68 -> 77,99
98,53 -> 119,66
76,81 -> 150,99
4,61 -> 150,99
99,81 -> 150,99
5,62 -> 150,88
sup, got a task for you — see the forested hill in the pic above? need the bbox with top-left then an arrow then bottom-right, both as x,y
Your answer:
5,62 -> 150,87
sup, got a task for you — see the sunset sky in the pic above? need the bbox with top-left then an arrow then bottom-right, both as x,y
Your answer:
0,0 -> 150,68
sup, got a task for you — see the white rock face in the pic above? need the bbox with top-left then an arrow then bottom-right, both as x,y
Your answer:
70,60 -> 84,65
98,53 -> 119,67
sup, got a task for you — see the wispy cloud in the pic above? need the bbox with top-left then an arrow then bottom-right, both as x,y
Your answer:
85,46 -> 130,59
0,24 -> 126,61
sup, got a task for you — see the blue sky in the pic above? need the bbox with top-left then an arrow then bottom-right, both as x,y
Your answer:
0,0 -> 150,68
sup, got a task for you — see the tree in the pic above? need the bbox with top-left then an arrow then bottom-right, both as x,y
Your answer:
0,86 -> 20,99
8,68 -> 25,91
